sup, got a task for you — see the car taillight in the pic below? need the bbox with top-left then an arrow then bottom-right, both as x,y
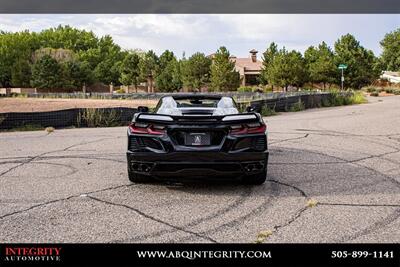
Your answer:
230,123 -> 266,135
129,123 -> 166,135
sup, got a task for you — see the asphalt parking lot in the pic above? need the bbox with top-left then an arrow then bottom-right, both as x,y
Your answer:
1,96 -> 399,243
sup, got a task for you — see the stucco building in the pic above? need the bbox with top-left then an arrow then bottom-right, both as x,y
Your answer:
209,49 -> 263,86
231,49 -> 263,86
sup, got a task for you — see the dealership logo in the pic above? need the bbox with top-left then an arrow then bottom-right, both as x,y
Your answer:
2,247 -> 62,263
194,135 -> 202,144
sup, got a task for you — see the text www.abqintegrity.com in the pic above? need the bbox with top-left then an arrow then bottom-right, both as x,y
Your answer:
137,250 -> 272,260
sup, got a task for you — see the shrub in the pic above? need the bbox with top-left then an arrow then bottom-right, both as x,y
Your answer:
263,86 -> 273,92
370,91 -> 379,97
81,109 -> 120,127
321,97 -> 331,107
385,88 -> 394,94
115,88 -> 125,94
236,101 -> 251,113
394,90 -> 400,95
261,105 -> 276,116
290,100 -> 305,112
349,91 -> 367,104
327,90 -> 367,106
237,86 -> 253,93
365,87 -> 376,93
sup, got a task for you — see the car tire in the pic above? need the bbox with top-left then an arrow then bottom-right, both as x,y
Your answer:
128,170 -> 153,183
243,171 -> 267,185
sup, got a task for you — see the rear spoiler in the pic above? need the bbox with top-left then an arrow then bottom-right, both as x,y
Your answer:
135,113 -> 259,124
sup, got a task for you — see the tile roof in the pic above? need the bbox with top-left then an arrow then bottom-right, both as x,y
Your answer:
232,57 -> 263,72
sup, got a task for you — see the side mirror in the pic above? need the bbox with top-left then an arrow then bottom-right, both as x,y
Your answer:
138,106 -> 149,113
246,106 -> 255,113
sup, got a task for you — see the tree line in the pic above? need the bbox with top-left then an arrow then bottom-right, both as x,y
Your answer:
0,25 -> 399,91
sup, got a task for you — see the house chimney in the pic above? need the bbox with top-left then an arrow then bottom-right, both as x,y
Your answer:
250,49 -> 258,62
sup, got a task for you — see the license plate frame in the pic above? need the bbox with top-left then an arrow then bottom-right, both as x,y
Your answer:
184,132 -> 211,146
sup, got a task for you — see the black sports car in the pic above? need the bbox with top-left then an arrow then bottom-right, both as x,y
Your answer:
126,94 -> 268,184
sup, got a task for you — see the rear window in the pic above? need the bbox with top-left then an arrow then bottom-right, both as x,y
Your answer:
174,98 -> 220,108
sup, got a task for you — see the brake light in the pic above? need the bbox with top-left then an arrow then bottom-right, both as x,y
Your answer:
129,123 -> 165,135
230,124 -> 266,135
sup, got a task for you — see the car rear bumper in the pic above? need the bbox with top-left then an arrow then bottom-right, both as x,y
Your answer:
127,151 -> 269,180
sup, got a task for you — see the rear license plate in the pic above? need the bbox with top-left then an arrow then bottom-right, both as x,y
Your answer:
185,133 -> 210,146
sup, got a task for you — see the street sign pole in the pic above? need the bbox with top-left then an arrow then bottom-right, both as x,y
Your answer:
341,68 -> 344,90
338,64 -> 347,90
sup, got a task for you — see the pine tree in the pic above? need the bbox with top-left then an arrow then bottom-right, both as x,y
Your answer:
260,42 -> 278,86
210,46 -> 240,91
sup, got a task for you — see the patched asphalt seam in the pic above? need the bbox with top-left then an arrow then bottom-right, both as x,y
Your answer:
86,195 -> 218,243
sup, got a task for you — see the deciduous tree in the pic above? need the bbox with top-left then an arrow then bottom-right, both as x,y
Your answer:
119,53 -> 141,92
30,55 -> 63,89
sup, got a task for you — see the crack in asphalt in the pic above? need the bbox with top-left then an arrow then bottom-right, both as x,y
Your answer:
175,179 -> 306,243
272,206 -> 310,233
174,185 -> 279,243
266,179 -> 308,198
318,202 -> 400,208
339,208 -> 400,242
268,148 -> 400,166
86,195 -> 218,243
0,183 -> 134,220
0,137 -> 113,178
269,134 -> 309,145
254,179 -> 312,241
273,141 -> 400,189
117,186 -> 254,243
2,111 -> 400,243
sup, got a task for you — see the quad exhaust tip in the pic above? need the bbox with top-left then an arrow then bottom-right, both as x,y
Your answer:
131,162 -> 153,173
243,162 -> 264,173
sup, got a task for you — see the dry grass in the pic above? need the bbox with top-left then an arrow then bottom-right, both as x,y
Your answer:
255,230 -> 273,243
45,127 -> 55,133
306,198 -> 319,208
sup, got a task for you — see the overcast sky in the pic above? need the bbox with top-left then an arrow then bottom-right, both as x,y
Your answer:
0,14 -> 399,58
